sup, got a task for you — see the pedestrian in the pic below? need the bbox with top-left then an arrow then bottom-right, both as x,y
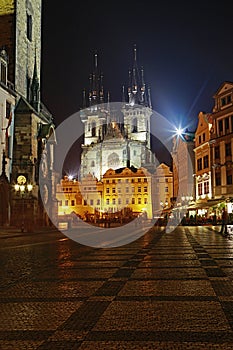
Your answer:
220,208 -> 228,235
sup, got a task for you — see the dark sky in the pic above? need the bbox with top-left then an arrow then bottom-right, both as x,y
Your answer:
40,1 -> 233,173
41,1 -> 233,130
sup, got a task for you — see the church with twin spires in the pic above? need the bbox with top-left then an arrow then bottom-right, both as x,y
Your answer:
79,46 -> 157,181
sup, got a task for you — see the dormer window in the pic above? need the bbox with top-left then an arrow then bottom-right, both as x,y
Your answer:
221,94 -> 231,107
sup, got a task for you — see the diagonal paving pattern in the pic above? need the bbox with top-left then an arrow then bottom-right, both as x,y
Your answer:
1,226 -> 233,348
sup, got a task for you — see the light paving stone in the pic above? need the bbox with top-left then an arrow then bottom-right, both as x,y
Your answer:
0,302 -> 82,331
0,281 -> 104,299
118,280 -> 216,297
93,301 -> 231,332
78,341 -> 233,350
131,268 -> 208,279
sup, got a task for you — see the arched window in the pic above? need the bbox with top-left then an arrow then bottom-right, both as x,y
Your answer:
91,121 -> 96,137
132,118 -> 137,132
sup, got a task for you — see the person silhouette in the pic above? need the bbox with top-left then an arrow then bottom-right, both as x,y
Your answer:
220,208 -> 228,235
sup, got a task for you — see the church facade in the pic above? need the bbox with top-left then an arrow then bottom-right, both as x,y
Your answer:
80,47 -> 156,181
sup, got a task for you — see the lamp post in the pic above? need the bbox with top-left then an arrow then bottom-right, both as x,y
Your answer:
14,175 -> 33,232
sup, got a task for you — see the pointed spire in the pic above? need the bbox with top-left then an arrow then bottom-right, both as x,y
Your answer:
94,52 -> 98,70
133,44 -> 137,64
82,89 -> 86,109
122,85 -> 126,102
148,87 -> 152,109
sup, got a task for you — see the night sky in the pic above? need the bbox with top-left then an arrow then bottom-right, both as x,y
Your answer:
41,1 -> 233,172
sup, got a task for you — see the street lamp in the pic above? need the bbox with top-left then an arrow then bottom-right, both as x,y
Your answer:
14,175 -> 33,232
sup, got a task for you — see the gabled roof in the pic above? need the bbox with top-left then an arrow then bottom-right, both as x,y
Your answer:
213,81 -> 233,97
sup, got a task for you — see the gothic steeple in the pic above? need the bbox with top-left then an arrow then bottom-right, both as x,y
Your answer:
127,45 -> 151,108
88,52 -> 105,107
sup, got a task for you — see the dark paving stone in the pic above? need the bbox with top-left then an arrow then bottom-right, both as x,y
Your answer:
205,268 -> 227,278
60,301 -> 110,331
0,330 -> 53,341
221,302 -> 233,328
38,340 -> 82,349
112,269 -> 133,278
200,260 -> 218,266
115,296 -> 218,301
86,330 -> 233,342
211,281 -> 233,296
94,281 -> 125,296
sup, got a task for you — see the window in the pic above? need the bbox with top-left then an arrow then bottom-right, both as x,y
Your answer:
126,187 -> 129,193
71,200 -> 75,206
132,198 -> 135,204
215,172 -> 221,186
227,170 -> 232,185
144,198 -> 147,204
225,117 -> 230,131
203,181 -> 209,194
198,183 -> 202,195
27,14 -> 32,41
132,118 -> 138,132
0,61 -> 7,84
106,188 -> 110,194
112,188 -> 116,194
59,200 -> 62,206
225,143 -> 231,157
131,187 -> 135,193
221,97 -> 226,106
138,178 -> 141,182
199,135 -> 201,144
227,95 -> 232,104
112,179 -> 115,183
118,198 -> 121,205
144,178 -> 147,182
91,121 -> 96,137
118,179 -> 121,183
131,179 -> 134,183
6,101 -> 11,119
165,186 -> 168,193
125,198 -> 129,204
144,187 -> 147,192
197,158 -> 202,171
138,187 -> 141,193
133,150 -> 136,156
106,199 -> 110,205
91,161 -> 95,167
165,178 -> 168,183
65,200 -> 68,206
118,187 -> 121,193
97,199 -> 100,205
90,199 -> 93,206
112,198 -> 116,205
203,155 -> 209,169
218,120 -> 223,133
203,133 -> 205,142
214,146 -> 220,159
138,198 -> 141,204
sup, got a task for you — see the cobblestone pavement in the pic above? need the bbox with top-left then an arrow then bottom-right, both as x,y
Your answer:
1,225 -> 233,349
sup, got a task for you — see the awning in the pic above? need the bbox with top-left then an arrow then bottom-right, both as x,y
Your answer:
187,199 -> 225,210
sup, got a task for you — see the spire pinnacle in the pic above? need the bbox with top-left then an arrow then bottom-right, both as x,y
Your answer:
133,44 -> 137,63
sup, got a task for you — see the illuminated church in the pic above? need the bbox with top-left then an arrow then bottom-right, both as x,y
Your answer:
79,47 -> 156,180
